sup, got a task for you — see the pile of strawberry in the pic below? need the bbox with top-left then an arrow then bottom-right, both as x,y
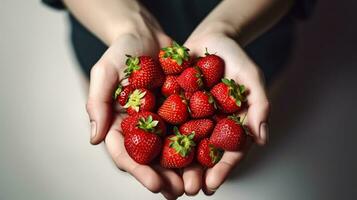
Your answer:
114,41 -> 248,168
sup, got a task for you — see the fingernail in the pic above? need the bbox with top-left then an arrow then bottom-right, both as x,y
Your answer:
90,121 -> 97,141
259,123 -> 269,145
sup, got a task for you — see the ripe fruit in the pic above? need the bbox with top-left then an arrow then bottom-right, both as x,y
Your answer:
210,116 -> 246,151
196,50 -> 224,88
124,88 -> 156,115
159,41 -> 191,75
197,138 -> 223,168
177,67 -> 203,92
211,78 -> 246,113
160,127 -> 196,168
124,55 -> 163,89
121,112 -> 166,137
158,94 -> 189,125
114,85 -> 133,106
161,75 -> 181,97
124,115 -> 163,164
189,91 -> 216,118
179,119 -> 214,142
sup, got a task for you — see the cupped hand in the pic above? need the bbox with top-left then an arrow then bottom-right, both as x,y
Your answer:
182,33 -> 270,195
85,13 -> 184,198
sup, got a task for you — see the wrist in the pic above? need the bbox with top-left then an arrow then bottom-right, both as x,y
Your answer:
190,20 -> 240,44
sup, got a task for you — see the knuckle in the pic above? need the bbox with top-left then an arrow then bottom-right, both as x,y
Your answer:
85,100 -> 95,114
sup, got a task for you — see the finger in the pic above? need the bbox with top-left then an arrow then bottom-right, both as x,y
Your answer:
105,115 -> 163,193
153,165 -> 184,198
156,32 -> 172,48
238,65 -> 270,145
182,163 -> 203,196
204,139 -> 252,193
86,59 -> 119,145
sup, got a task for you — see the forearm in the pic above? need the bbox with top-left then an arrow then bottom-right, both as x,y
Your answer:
63,0 -> 142,45
193,0 -> 294,46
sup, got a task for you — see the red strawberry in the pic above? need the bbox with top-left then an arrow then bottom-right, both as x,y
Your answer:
159,41 -> 191,75
177,67 -> 203,92
211,78 -> 246,113
124,115 -> 163,164
124,55 -> 163,89
158,94 -> 189,125
114,85 -> 133,106
196,50 -> 224,88
179,119 -> 214,142
161,75 -> 181,97
210,116 -> 246,151
160,127 -> 196,168
197,138 -> 223,168
121,112 -> 166,137
124,88 -> 156,115
189,91 -> 216,118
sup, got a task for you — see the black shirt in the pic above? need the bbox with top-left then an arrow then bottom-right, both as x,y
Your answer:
42,0 -> 316,84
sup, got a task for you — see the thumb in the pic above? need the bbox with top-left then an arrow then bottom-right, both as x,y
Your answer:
86,61 -> 118,145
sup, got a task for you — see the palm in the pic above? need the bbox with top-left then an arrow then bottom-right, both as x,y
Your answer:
87,34 -> 183,199
183,34 -> 269,193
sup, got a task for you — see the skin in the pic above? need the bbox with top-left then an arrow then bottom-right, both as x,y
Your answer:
63,0 -> 294,198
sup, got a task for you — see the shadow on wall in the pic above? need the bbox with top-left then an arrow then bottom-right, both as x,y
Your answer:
227,0 -> 357,180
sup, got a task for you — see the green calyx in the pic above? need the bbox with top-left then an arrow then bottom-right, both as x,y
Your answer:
169,127 -> 196,157
161,41 -> 190,66
124,89 -> 146,112
194,66 -> 203,87
206,91 -> 217,109
227,114 -> 243,124
221,78 -> 247,107
137,115 -> 161,134
228,114 -> 250,135
124,55 -> 141,77
209,144 -> 224,164
113,85 -> 123,100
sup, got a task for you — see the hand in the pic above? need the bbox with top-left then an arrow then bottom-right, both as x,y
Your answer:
183,32 -> 270,195
85,11 -> 184,198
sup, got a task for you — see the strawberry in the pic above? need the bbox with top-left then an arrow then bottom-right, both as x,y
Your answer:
160,127 -> 196,168
121,112 -> 166,137
179,119 -> 214,142
124,88 -> 156,115
210,116 -> 246,151
189,91 -> 216,118
124,55 -> 163,89
159,41 -> 191,75
124,115 -> 163,164
161,75 -> 181,97
158,94 -> 189,125
197,138 -> 223,168
114,85 -> 133,106
210,78 -> 246,113
196,49 -> 224,88
177,67 -> 203,92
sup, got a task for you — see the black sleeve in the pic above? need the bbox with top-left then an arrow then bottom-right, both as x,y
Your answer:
290,0 -> 317,20
42,0 -> 65,10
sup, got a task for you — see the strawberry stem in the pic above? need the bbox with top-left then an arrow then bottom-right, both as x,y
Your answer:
209,144 -> 223,164
124,55 -> 141,77
137,115 -> 160,134
124,89 -> 146,112
169,127 -> 196,157
162,41 -> 190,66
